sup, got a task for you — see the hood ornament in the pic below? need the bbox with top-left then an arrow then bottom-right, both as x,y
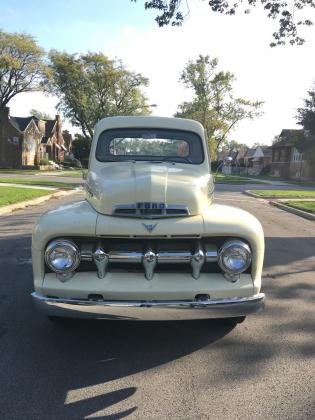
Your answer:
142,223 -> 158,233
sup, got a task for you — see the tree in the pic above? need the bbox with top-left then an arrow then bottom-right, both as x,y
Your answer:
175,55 -> 263,158
0,31 -> 46,110
132,0 -> 315,46
47,51 -> 150,139
296,87 -> 315,165
297,86 -> 315,133
219,139 -> 247,152
29,109 -> 52,120
72,134 -> 92,166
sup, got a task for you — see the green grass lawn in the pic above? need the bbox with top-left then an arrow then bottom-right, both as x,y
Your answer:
250,190 -> 315,198
0,186 -> 53,207
287,180 -> 315,187
282,201 -> 315,214
215,174 -> 265,184
0,177 -> 78,189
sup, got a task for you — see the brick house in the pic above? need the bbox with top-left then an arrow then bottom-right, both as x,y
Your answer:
0,107 -> 42,168
37,115 -> 67,162
270,129 -> 314,180
0,107 -> 69,168
62,130 -> 73,154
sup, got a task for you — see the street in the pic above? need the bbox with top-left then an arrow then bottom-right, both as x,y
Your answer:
0,185 -> 314,419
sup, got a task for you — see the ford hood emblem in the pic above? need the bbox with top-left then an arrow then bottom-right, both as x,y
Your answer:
142,223 -> 158,233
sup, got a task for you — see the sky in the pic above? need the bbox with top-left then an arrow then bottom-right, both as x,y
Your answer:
1,0 -> 315,146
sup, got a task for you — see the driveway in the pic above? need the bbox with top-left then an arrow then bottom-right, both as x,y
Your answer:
0,189 -> 314,419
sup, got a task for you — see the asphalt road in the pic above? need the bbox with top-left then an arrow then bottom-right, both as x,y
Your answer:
0,185 -> 314,419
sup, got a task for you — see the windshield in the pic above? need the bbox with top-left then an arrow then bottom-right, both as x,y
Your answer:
96,128 -> 204,164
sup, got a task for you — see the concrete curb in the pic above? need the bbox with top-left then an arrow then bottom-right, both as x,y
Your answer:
243,190 -> 266,199
270,200 -> 315,221
0,188 -> 81,216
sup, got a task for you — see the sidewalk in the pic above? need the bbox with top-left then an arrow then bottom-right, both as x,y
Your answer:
0,182 -> 56,190
246,177 -> 292,187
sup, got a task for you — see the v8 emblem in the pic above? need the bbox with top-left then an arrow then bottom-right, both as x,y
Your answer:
142,223 -> 158,233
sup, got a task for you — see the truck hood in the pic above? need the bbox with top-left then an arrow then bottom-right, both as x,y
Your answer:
86,162 -> 213,216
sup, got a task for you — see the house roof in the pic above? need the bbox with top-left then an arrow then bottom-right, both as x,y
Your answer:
261,147 -> 272,157
244,148 -> 256,158
43,120 -> 56,137
272,129 -> 304,148
9,116 -> 35,132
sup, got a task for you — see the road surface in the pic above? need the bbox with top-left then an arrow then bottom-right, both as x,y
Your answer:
0,185 -> 314,419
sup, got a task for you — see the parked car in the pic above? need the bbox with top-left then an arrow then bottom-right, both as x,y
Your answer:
31,116 -> 265,323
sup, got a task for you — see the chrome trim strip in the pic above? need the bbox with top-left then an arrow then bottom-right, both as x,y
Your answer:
92,245 -> 109,278
143,249 -> 157,280
112,203 -> 189,218
157,251 -> 191,263
31,292 -> 265,321
109,251 -> 142,264
191,244 -> 205,279
205,244 -> 218,262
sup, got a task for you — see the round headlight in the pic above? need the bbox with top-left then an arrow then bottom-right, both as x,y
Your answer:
45,239 -> 80,273
218,239 -> 251,274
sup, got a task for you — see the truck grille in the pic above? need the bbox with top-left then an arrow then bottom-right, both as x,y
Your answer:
112,203 -> 189,218
46,237 -> 221,280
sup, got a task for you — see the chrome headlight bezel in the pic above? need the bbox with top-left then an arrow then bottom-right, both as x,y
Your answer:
45,239 -> 81,274
218,239 -> 252,274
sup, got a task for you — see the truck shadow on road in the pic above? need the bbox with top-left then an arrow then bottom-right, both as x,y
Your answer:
0,234 -> 314,418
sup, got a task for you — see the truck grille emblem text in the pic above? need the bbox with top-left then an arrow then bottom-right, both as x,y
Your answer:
142,223 -> 158,233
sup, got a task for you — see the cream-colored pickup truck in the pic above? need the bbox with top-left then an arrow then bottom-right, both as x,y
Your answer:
31,116 -> 265,323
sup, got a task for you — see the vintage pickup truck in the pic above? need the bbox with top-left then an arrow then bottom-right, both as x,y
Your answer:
31,116 -> 265,323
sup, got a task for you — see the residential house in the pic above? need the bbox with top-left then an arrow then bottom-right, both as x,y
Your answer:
62,130 -> 73,154
243,148 -> 255,169
235,146 -> 248,167
250,146 -> 272,175
270,129 -> 314,180
37,114 -> 67,162
0,107 -> 42,168
0,107 -> 69,168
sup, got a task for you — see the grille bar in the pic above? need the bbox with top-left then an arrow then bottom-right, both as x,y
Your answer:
87,243 -> 218,280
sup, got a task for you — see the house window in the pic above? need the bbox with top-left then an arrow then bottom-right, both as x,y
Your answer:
292,148 -> 303,162
274,150 -> 279,161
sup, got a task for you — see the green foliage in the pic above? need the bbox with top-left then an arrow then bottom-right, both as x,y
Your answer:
219,139 -> 247,152
47,52 -> 150,138
175,55 -> 263,157
296,88 -> 315,163
30,109 -> 52,120
132,0 -> 315,46
297,87 -> 315,134
0,30 -> 47,109
72,134 -> 92,162
38,158 -> 50,165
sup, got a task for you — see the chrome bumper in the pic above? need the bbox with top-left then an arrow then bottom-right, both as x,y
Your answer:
31,292 -> 265,321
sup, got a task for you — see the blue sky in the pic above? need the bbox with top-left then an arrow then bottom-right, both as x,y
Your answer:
0,0 -> 151,52
1,0 -> 315,145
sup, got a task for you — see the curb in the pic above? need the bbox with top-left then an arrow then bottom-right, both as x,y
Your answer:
0,188 -> 82,216
270,201 -> 315,221
243,190 -> 266,199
